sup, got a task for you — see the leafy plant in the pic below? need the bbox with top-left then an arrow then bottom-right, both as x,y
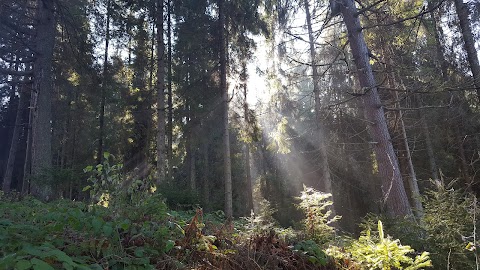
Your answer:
296,185 -> 340,244
347,220 -> 432,270
0,197 -> 173,269
83,152 -> 123,207
293,239 -> 328,266
242,198 -> 277,234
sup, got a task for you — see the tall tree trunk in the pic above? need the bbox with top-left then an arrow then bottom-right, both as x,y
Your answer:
242,64 -> 253,214
2,87 -> 25,192
339,0 -> 412,216
455,123 -> 472,187
156,0 -> 166,185
190,149 -> 196,190
60,86 -> 74,171
304,0 -> 334,196
167,0 -> 173,180
427,0 -> 448,80
97,0 -> 111,165
68,89 -> 79,199
416,95 -> 439,182
219,0 -> 233,220
387,50 -> 424,218
202,138 -> 210,210
395,91 -> 423,218
186,103 -> 196,190
22,87 -> 34,195
30,0 -> 55,201
454,0 -> 480,102
421,0 -> 443,183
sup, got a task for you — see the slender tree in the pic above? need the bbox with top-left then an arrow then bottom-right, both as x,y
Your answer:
241,62 -> 254,213
303,0 -> 334,197
167,0 -> 173,180
219,0 -> 233,220
156,0 -> 166,185
97,0 -> 111,165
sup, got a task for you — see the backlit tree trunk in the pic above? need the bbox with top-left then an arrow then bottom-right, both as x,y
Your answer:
219,0 -> 233,221
242,63 -> 253,214
340,0 -> 412,216
156,0 -> 166,185
304,0 -> 334,197
97,0 -> 110,165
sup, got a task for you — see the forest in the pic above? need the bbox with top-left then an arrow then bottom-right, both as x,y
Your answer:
1,0 -> 480,269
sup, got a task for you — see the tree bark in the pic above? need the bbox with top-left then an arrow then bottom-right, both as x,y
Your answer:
219,0 -> 233,220
97,0 -> 111,165
156,0 -> 166,185
454,0 -> 480,102
30,0 -> 55,201
339,0 -> 412,216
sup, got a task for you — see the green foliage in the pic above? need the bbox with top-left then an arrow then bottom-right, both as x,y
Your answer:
422,182 -> 478,269
293,240 -> 328,266
359,213 -> 428,252
0,194 -> 444,270
297,185 -> 340,244
29,168 -> 79,197
346,220 -> 432,270
267,117 -> 291,154
0,195 -> 172,269
83,152 -> 123,207
156,183 -> 201,210
242,198 -> 277,234
356,184 -> 480,270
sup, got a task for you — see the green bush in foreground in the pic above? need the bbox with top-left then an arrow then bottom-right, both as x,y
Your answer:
346,220 -> 432,270
0,196 -> 175,269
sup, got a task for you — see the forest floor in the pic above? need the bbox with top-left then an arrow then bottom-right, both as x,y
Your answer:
0,193 -> 358,269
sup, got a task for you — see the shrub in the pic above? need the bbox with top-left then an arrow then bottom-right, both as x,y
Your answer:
296,185 -> 340,244
347,220 -> 432,270
422,182 -> 478,269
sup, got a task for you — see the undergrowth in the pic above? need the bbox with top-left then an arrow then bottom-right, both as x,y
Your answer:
6,183 -> 472,269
